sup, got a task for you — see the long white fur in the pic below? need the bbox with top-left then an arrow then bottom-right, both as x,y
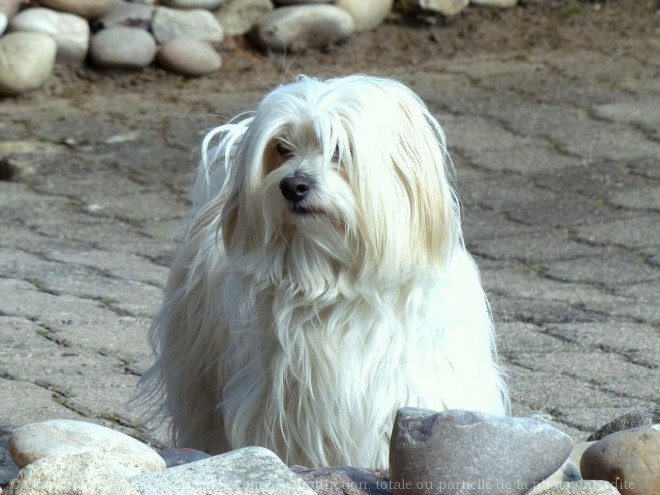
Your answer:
141,75 -> 508,468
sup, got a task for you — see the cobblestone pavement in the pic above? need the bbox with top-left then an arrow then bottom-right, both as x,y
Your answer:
1,37 -> 659,483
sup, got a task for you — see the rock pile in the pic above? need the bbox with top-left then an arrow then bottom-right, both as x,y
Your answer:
3,408 -> 658,494
0,0 -> 519,96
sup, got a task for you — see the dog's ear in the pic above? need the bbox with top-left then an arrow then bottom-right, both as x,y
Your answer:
221,190 -> 239,251
390,94 -> 460,272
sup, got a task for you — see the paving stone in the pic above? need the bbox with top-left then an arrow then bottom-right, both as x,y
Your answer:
572,215 -> 660,249
0,38 -> 658,473
129,447 -> 316,494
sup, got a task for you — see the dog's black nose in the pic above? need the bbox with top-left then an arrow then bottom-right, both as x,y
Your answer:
279,174 -> 312,203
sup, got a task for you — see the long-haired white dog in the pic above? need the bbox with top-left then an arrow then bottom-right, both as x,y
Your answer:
142,75 -> 508,468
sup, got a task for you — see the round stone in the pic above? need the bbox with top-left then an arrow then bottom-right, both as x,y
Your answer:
336,0 -> 392,31
251,5 -> 354,53
152,6 -> 224,44
7,419 -> 165,477
215,0 -> 273,36
9,7 -> 90,63
581,424 -> 660,495
389,408 -> 573,495
276,0 -> 331,4
96,1 -> 154,30
0,32 -> 56,96
37,0 -> 121,19
471,0 -> 517,6
157,38 -> 222,77
9,452 -> 139,495
8,419 -> 165,477
161,0 -> 226,8
0,0 -> 23,17
89,26 -> 156,69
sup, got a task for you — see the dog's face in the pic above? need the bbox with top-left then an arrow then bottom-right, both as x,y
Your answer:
217,76 -> 460,286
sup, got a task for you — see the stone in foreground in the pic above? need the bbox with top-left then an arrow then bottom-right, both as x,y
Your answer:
292,466 -> 391,495
10,451 -> 138,495
587,406 -> 660,441
129,446 -> 316,495
389,408 -> 573,495
580,424 -> 660,495
8,419 -> 165,477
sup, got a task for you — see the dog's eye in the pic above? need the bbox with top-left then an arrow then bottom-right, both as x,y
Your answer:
332,146 -> 340,161
276,141 -> 292,157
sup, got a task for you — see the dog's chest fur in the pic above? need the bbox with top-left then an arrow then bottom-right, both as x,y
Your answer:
218,263 -> 488,467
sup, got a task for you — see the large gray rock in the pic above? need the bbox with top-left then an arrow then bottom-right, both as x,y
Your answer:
581,424 -> 660,495
215,0 -> 273,36
0,32 -> 56,96
397,0 -> 468,16
251,5 -> 354,52
8,419 -> 165,477
9,7 -> 90,63
129,447 -> 317,495
152,6 -> 223,44
389,408 -> 573,495
588,406 -> 660,441
89,26 -> 157,69
336,0 -> 392,31
10,451 -> 139,495
37,0 -> 120,19
156,38 -> 222,77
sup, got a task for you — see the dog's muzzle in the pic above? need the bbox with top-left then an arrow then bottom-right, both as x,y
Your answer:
279,173 -> 315,214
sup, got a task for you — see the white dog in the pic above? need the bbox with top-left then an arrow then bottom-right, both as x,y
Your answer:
142,75 -> 508,468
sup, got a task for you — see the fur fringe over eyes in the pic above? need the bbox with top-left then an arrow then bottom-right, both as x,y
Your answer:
139,74 -> 509,468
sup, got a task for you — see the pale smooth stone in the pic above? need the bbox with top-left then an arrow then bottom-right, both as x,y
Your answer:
9,7 -> 90,63
336,0 -> 392,31
157,38 -> 222,76
0,32 -> 56,96
251,5 -> 354,52
161,0 -> 226,8
8,419 -> 165,477
89,26 -> 157,69
215,0 -> 273,35
152,6 -> 224,44
10,451 -> 139,495
0,0 -> 23,17
97,1 -> 154,30
37,0 -> 121,19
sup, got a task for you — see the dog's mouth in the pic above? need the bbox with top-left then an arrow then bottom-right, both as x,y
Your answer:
289,204 -> 323,216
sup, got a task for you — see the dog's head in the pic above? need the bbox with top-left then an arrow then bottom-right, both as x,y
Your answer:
201,75 -> 461,287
